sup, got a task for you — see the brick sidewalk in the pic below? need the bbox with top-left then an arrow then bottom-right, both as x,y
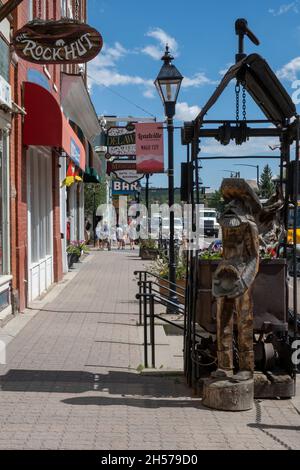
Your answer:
0,250 -> 299,450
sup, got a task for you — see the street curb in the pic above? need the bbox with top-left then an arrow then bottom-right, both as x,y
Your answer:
139,368 -> 184,376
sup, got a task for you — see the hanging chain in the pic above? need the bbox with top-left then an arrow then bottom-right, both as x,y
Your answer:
75,0 -> 79,20
235,81 -> 240,122
242,81 -> 247,121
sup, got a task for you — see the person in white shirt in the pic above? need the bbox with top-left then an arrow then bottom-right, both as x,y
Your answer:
128,219 -> 137,250
116,224 -> 124,250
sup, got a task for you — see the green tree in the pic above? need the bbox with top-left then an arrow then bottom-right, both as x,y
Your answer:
259,164 -> 274,199
84,182 -> 107,218
207,190 -> 225,214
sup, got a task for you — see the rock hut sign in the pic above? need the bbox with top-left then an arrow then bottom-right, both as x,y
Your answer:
12,20 -> 103,64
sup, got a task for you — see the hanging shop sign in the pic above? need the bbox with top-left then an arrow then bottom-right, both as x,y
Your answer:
107,160 -> 144,184
135,122 -> 164,173
112,180 -> 141,196
106,124 -> 136,159
12,19 -> 103,65
113,169 -> 144,184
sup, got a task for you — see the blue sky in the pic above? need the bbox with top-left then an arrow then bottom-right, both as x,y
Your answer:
87,0 -> 300,189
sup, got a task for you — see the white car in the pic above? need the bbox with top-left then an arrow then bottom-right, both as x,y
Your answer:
161,217 -> 183,240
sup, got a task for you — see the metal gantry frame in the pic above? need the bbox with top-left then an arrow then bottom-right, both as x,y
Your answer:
182,19 -> 299,395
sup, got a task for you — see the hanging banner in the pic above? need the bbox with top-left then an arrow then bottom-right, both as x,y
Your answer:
135,122 -> 164,173
106,124 -> 136,159
12,19 -> 103,65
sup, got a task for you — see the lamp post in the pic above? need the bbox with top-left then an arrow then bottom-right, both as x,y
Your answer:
223,170 -> 240,178
234,163 -> 260,186
154,45 -> 183,307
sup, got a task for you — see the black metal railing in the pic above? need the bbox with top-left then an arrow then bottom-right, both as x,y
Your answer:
134,270 -> 185,369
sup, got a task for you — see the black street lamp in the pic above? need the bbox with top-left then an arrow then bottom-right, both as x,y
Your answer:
155,46 -> 183,307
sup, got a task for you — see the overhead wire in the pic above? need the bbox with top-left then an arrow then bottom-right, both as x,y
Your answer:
87,73 -> 157,119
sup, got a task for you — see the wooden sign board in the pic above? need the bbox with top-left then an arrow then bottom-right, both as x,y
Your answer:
12,19 -> 103,64
107,160 -> 144,184
106,124 -> 136,159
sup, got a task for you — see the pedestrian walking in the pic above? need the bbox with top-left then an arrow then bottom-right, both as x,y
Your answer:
128,220 -> 137,250
116,224 -> 124,250
95,220 -> 102,249
102,221 -> 111,250
84,217 -> 91,244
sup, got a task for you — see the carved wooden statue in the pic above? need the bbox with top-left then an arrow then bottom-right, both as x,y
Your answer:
212,179 -> 261,382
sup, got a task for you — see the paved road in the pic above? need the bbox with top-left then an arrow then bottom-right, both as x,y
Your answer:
0,250 -> 299,450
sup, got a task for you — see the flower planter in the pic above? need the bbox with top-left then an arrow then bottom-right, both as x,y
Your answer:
196,258 -> 287,334
72,253 -> 80,263
67,253 -> 73,269
159,278 -> 186,304
140,247 -> 159,260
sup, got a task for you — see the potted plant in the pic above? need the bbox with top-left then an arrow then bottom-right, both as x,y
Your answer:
67,243 -> 81,266
139,239 -> 159,260
149,254 -> 186,304
77,240 -> 89,256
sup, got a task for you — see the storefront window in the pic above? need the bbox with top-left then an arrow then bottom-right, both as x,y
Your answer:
28,148 -> 52,264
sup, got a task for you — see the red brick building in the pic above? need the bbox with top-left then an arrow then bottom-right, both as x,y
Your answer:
5,0 -> 100,314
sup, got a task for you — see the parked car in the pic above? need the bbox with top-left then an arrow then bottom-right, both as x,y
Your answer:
199,208 -> 220,238
161,216 -> 183,241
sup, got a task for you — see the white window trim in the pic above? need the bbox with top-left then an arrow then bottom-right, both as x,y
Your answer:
0,129 -> 10,276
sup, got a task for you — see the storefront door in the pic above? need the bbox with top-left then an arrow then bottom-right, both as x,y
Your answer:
27,147 -> 53,302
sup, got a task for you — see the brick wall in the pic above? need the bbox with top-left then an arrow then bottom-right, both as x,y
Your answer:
10,0 -> 89,310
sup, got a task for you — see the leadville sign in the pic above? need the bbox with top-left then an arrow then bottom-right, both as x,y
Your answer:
12,19 -> 103,64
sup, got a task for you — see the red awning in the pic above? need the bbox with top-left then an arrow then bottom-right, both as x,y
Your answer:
23,82 -> 86,170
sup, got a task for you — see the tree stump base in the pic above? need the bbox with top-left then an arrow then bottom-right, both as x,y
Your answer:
202,377 -> 254,411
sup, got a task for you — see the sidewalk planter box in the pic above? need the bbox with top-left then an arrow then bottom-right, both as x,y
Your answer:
72,253 -> 80,264
159,278 -> 186,304
196,258 -> 287,334
67,253 -> 73,269
67,252 -> 80,269
139,247 -> 159,260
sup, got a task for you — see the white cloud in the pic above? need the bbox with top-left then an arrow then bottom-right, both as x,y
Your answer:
141,45 -> 162,60
143,87 -> 156,99
269,1 -> 299,15
142,27 -> 178,59
201,137 -> 279,157
88,66 -> 152,88
277,56 -> 300,81
182,72 -> 217,88
175,102 -> 201,121
94,42 -> 127,68
219,63 -> 234,76
88,41 -> 153,91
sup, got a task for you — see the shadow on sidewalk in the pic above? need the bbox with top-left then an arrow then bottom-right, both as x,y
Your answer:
27,309 -> 139,316
0,369 -> 191,399
61,395 -> 201,409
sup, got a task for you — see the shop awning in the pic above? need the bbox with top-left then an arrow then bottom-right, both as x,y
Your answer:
61,73 -> 101,142
23,82 -> 86,170
83,167 -> 101,184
